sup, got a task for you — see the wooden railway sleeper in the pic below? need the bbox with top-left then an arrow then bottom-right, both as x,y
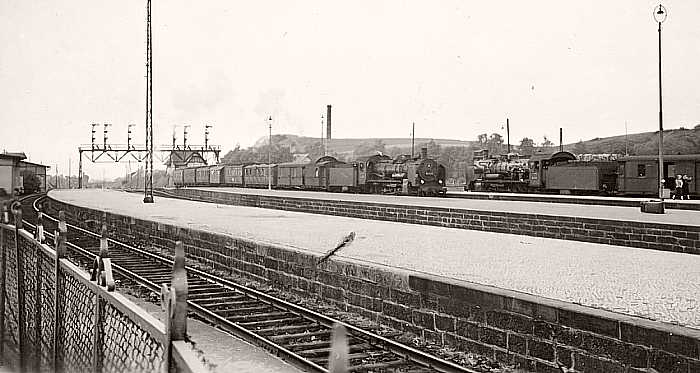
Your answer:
270,329 -> 331,344
226,311 -> 289,323
204,300 -> 263,310
194,295 -> 249,305
255,323 -> 323,336
237,316 -> 304,329
214,305 -> 273,317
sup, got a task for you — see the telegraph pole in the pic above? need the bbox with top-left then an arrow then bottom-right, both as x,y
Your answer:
506,118 -> 510,153
143,0 -> 154,203
411,122 -> 415,158
267,116 -> 272,190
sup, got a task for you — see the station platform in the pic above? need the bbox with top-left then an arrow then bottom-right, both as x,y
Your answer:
187,187 -> 700,228
50,189 -> 700,330
447,190 -> 700,211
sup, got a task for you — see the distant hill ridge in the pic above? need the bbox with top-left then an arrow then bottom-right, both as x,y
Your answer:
254,125 -> 699,156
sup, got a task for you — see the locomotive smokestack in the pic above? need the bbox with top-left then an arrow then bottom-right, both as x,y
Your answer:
326,105 -> 332,140
421,147 -> 428,159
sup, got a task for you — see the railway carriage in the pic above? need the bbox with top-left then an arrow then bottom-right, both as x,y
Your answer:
194,166 -> 209,186
209,165 -> 224,186
183,166 -> 197,186
617,154 -> 699,196
277,162 -> 307,188
172,168 -> 184,187
243,164 -> 277,187
328,163 -> 357,192
221,164 -> 245,186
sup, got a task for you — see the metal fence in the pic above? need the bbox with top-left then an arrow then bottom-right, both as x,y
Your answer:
0,208 -> 209,373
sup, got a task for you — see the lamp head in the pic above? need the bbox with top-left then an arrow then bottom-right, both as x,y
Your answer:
654,4 -> 667,23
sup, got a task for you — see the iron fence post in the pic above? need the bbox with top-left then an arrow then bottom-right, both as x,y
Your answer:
13,205 -> 27,373
92,222 -> 113,373
33,238 -> 42,373
93,294 -> 104,373
53,211 -> 67,373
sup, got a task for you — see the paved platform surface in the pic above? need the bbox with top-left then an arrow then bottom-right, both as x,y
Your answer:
51,190 -> 700,330
190,187 -> 700,227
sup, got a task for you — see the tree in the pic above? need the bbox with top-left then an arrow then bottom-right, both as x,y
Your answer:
487,133 -> 504,155
519,137 -> 535,155
477,133 -> 488,148
541,136 -> 554,150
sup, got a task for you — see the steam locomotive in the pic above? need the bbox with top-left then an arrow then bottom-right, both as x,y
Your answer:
466,150 -> 700,196
174,148 -> 447,196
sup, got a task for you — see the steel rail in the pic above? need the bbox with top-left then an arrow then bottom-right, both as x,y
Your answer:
24,194 -> 478,373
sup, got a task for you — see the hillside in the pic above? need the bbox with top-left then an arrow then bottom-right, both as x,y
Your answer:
253,134 -> 472,155
564,126 -> 700,155
252,126 -> 699,159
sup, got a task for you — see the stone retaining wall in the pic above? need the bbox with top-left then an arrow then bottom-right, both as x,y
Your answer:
47,197 -> 700,373
167,188 -> 700,255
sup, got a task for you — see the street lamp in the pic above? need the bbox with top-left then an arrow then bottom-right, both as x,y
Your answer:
654,4 -> 667,200
267,116 -> 272,190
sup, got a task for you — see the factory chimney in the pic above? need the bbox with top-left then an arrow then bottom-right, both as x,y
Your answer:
421,147 -> 428,159
326,105 -> 332,140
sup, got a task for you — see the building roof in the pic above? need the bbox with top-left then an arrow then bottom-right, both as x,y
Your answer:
0,152 -> 27,160
19,160 -> 50,169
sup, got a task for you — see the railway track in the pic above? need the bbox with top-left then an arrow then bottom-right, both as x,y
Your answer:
18,194 -> 478,373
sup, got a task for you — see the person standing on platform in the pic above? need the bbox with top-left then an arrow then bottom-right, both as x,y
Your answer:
682,174 -> 691,200
674,175 -> 684,200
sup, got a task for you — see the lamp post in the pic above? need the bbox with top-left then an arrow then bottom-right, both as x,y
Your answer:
267,116 -> 272,190
654,4 -> 667,200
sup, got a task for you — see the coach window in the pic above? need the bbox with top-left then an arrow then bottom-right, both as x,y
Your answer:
637,164 -> 646,177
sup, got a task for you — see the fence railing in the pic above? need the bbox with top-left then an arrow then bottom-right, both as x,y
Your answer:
0,206 -> 209,373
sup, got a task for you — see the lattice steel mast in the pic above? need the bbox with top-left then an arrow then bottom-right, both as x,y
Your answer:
143,0 -> 154,203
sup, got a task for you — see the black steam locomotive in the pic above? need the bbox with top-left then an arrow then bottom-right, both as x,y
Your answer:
466,149 -> 700,197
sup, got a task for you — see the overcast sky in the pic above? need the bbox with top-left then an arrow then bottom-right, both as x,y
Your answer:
1,1 -> 699,180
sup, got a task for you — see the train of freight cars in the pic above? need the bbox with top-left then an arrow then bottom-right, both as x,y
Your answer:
466,150 -> 700,197
173,149 -> 447,196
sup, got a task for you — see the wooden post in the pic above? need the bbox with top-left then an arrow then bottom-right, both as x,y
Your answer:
161,241 -> 188,373
170,241 -> 188,340
91,224 -> 115,291
13,203 -> 27,373
328,323 -> 349,373
54,211 -> 67,373
35,211 -> 45,244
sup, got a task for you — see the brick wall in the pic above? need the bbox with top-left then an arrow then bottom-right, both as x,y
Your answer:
47,197 -> 700,373
167,188 -> 700,255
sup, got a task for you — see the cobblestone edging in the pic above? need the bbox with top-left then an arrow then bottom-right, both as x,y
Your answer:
47,197 -> 700,373
168,188 -> 700,255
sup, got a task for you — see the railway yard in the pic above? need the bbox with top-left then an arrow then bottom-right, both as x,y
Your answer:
2,188 -> 693,373
3,1 -> 700,372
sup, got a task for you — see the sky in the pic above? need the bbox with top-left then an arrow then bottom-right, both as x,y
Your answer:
1,0 -> 699,180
